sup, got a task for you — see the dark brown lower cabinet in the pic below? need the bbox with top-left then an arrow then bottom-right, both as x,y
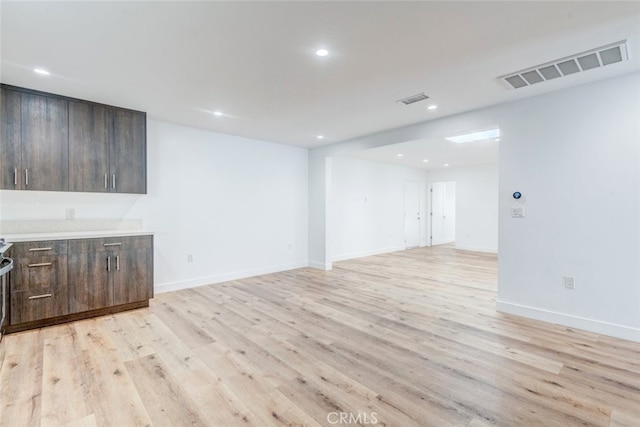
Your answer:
113,247 -> 153,305
9,253 -> 69,324
6,235 -> 153,333
67,252 -> 113,312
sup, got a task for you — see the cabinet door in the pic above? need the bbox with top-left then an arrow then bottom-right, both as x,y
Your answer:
21,93 -> 69,191
111,109 -> 146,194
0,88 -> 23,189
69,101 -> 110,192
113,248 -> 152,305
68,252 -> 112,313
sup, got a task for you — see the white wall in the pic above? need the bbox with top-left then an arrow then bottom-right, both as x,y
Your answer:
497,72 -> 640,341
330,156 -> 427,262
310,72 -> 640,341
425,164 -> 498,252
0,120 -> 309,292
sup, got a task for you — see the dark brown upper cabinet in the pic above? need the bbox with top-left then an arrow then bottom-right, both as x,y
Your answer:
110,109 -> 147,194
69,102 -> 146,194
1,84 -> 146,194
69,101 -> 110,192
1,87 -> 69,191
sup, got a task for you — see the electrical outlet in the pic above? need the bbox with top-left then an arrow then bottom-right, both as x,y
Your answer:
187,254 -> 194,263
564,276 -> 575,289
65,208 -> 75,220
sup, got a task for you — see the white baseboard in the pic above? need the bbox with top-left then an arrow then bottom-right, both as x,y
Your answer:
331,246 -> 404,263
497,300 -> 640,343
431,238 -> 454,246
155,261 -> 309,294
454,244 -> 498,253
308,260 -> 333,270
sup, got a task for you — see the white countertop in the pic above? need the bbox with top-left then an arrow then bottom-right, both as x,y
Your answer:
0,243 -> 12,256
3,230 -> 154,243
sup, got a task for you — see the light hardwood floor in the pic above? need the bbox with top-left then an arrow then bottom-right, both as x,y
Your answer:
1,245 -> 639,426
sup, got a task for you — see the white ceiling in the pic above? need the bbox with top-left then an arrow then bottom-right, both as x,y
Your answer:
355,133 -> 500,171
2,1 -> 640,150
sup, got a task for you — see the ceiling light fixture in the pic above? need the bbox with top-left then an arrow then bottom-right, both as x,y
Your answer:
444,164 -> 449,167
423,159 -> 429,163
315,48 -> 329,57
213,111 -> 223,117
34,68 -> 50,76
317,135 -> 325,140
397,154 -> 404,158
445,128 -> 500,144
427,105 -> 438,110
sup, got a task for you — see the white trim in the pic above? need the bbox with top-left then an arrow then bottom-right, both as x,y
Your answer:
308,260 -> 333,271
454,244 -> 498,254
331,246 -> 404,263
155,261 -> 309,294
497,300 -> 640,343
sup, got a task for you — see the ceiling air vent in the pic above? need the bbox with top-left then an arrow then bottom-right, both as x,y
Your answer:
500,40 -> 629,89
397,92 -> 429,105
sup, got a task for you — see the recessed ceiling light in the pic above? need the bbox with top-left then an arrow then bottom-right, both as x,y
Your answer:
495,138 -> 501,142
34,68 -> 50,76
213,111 -> 223,117
315,48 -> 329,57
446,128 -> 500,144
317,135 -> 325,140
423,159 -> 429,163
427,105 -> 438,110
397,154 -> 404,158
444,163 -> 449,167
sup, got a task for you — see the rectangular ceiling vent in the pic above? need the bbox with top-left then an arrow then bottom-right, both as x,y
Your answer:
397,92 -> 429,105
500,40 -> 629,90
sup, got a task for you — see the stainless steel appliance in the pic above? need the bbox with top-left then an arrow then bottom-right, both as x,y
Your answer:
0,245 -> 13,342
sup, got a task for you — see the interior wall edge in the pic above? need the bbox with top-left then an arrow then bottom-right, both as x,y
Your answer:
496,300 -> 640,343
154,260 -> 310,294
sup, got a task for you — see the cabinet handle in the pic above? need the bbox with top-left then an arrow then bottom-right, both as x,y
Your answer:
107,256 -> 111,272
116,255 -> 120,271
28,262 -> 53,268
14,168 -> 17,185
112,174 -> 116,189
103,243 -> 122,247
25,169 -> 29,186
29,294 -> 52,300
104,173 -> 108,189
28,247 -> 52,252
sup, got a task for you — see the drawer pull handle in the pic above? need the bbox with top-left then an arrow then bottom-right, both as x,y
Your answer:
103,243 -> 122,247
28,293 -> 52,300
28,262 -> 53,268
28,247 -> 52,252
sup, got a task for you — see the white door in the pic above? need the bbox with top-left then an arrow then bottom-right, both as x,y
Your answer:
431,181 -> 456,245
404,181 -> 421,248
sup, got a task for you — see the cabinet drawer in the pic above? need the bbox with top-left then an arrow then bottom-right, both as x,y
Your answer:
11,287 -> 69,324
68,235 -> 152,254
10,240 -> 68,257
12,255 -> 68,292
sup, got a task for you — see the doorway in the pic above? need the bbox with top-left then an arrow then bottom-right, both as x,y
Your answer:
430,181 -> 456,246
403,180 -> 421,248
